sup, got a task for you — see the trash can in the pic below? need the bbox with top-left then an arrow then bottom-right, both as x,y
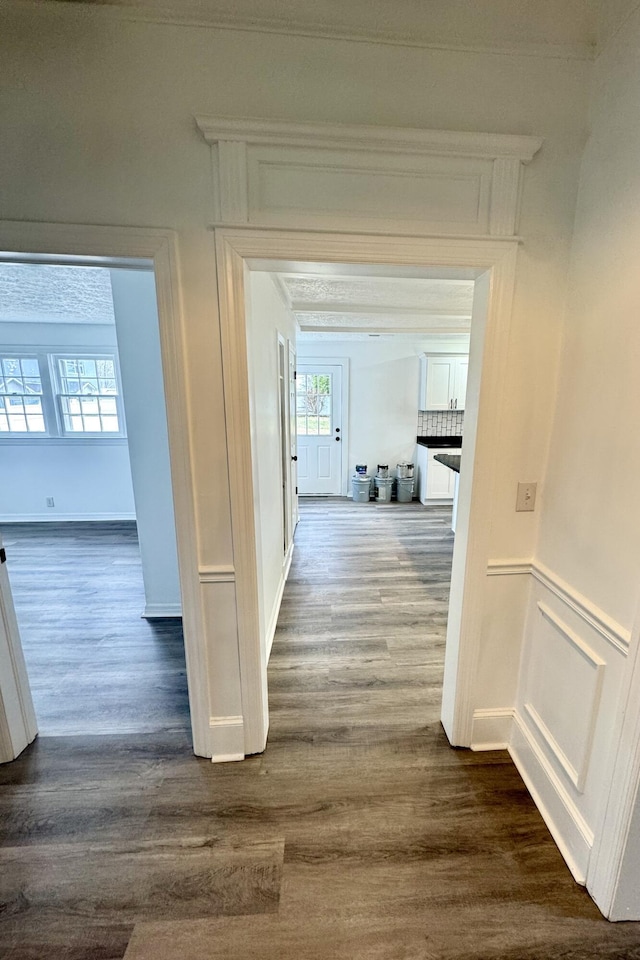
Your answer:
374,477 -> 394,502
396,477 -> 414,502
352,475 -> 371,502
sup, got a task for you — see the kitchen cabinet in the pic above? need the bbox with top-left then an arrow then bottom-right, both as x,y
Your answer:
418,355 -> 468,411
415,444 -> 458,503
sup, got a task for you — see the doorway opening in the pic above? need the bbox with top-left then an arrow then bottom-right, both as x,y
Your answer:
0,257 -> 189,743
246,259 -> 476,745
220,229 -> 512,757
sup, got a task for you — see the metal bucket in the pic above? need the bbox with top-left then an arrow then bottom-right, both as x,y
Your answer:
396,462 -> 414,479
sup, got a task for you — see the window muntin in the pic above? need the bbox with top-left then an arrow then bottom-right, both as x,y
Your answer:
55,355 -> 123,435
0,357 -> 46,433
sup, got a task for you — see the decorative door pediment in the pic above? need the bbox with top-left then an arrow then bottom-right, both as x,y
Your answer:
196,116 -> 542,238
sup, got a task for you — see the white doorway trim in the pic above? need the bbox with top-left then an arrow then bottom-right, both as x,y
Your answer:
0,219 -> 209,757
215,227 -> 518,754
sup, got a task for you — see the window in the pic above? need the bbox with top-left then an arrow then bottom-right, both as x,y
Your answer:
55,355 -> 122,434
0,357 -> 46,433
296,373 -> 332,436
0,348 -> 126,439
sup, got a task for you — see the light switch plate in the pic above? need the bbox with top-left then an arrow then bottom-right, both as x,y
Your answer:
516,482 -> 537,512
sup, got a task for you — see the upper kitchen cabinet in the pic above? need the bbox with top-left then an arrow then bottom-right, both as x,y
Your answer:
419,355 -> 468,410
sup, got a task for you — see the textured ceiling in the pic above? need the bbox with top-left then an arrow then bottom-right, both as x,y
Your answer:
0,263 -> 115,325
276,273 -> 474,336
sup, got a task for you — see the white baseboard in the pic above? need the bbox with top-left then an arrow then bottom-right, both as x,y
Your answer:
470,708 -> 513,750
510,711 -> 593,884
143,603 -> 182,619
0,513 -> 137,522
265,542 -> 294,662
209,715 -> 245,762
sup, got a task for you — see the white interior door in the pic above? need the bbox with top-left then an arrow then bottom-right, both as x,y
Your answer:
296,364 -> 343,495
0,535 -> 37,763
288,341 -> 298,527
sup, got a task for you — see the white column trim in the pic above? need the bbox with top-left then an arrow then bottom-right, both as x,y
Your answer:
198,565 -> 236,583
0,220 -> 209,758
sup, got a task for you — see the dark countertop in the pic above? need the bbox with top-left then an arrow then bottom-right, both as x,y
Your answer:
434,453 -> 461,474
416,435 -> 462,449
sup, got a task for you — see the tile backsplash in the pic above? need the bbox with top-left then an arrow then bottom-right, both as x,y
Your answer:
418,410 -> 464,436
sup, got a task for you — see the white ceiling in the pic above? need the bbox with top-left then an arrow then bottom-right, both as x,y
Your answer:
274,272 -> 474,340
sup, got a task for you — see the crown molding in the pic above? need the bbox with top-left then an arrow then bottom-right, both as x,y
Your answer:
17,1 -> 596,61
195,115 -> 543,162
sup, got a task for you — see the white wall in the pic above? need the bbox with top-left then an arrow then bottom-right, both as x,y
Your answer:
0,1 -> 591,758
109,268 -> 181,617
509,4 -> 640,916
247,273 -> 297,661
0,321 -> 136,521
299,337 -> 466,484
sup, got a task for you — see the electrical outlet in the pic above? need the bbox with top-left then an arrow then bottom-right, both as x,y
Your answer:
516,482 -> 536,512
46,497 -> 55,508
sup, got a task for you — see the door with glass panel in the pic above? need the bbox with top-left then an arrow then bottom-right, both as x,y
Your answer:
296,364 -> 342,495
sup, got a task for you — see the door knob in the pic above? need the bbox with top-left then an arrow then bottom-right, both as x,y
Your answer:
291,455 -> 298,461
335,436 -> 340,442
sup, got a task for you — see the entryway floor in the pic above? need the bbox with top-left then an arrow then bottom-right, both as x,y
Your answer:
2,501 -> 640,959
3,520 -> 190,736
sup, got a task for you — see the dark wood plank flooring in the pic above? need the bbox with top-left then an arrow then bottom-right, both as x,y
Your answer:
2,521 -> 190,736
2,502 -> 640,959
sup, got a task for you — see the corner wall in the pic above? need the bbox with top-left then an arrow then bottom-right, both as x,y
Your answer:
509,4 -> 640,914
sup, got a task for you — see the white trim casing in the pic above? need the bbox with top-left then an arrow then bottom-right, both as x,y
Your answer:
216,228 -> 519,756
470,708 -> 514,751
0,220 -> 208,758
209,715 -> 245,763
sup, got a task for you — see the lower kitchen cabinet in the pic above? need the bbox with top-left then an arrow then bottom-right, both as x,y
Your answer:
416,444 -> 458,503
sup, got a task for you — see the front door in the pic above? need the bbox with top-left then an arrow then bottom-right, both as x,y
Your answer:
296,364 -> 343,495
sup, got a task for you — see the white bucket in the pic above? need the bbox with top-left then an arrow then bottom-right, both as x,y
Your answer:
352,475 -> 371,503
374,477 -> 394,503
396,478 -> 414,502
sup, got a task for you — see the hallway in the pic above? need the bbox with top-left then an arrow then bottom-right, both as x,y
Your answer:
2,501 -> 640,959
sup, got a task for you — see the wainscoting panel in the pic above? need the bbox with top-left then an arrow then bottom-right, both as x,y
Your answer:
523,601 -> 605,792
510,565 -> 631,886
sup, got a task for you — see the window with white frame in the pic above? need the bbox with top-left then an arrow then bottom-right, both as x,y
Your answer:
0,356 -> 46,433
0,349 -> 125,439
54,355 -> 123,434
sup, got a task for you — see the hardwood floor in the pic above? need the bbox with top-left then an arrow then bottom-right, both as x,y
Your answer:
3,521 -> 190,736
3,502 -> 640,959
